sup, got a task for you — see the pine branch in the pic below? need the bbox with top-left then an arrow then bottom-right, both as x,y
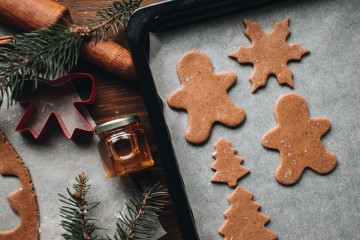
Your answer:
59,173 -> 168,240
90,0 -> 142,44
59,172 -> 102,240
0,25 -> 83,107
114,181 -> 168,240
0,0 -> 142,108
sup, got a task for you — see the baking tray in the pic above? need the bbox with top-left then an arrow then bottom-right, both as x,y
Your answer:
127,0 -> 360,239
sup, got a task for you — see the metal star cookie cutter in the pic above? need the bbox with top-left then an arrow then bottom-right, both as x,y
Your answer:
15,73 -> 96,140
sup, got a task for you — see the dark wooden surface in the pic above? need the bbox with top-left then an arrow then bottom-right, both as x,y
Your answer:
58,0 -> 182,239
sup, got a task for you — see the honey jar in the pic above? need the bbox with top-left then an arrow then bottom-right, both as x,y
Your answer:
95,115 -> 154,177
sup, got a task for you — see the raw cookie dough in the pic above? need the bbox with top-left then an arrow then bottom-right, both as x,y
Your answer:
211,138 -> 249,187
219,186 -> 277,240
229,18 -> 309,92
167,50 -> 246,144
261,93 -> 337,185
0,130 -> 39,240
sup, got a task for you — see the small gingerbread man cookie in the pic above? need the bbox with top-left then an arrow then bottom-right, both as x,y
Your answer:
261,93 -> 337,185
167,50 -> 246,144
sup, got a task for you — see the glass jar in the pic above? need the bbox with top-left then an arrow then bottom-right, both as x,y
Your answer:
94,115 -> 154,177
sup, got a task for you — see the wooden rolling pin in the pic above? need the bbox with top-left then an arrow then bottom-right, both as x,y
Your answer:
0,0 -> 136,79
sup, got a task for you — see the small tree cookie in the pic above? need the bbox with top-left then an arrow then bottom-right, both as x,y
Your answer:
219,186 -> 277,240
261,93 -> 337,185
229,18 -> 309,92
211,138 -> 249,187
167,50 -> 246,144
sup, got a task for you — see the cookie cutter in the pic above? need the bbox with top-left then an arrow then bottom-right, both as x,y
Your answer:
15,73 -> 96,140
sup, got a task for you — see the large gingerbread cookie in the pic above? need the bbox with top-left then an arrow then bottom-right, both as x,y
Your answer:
229,18 -> 309,92
261,93 -> 337,185
0,130 -> 39,240
167,50 -> 246,144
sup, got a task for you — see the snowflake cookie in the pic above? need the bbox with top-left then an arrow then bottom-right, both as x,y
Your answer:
229,18 -> 309,92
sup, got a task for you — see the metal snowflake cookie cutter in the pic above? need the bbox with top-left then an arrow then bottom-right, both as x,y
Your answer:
15,73 -> 96,140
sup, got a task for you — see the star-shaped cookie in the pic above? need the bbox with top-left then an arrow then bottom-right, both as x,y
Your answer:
229,18 -> 309,92
261,93 -> 337,185
167,51 -> 246,144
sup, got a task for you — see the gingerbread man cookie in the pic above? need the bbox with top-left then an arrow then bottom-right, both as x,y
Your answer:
167,50 -> 246,144
261,93 -> 337,185
229,18 -> 309,92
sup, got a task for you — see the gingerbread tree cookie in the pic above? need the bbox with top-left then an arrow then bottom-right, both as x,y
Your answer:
261,93 -> 337,185
167,50 -> 246,144
0,130 -> 39,240
219,186 -> 277,240
229,18 -> 309,92
211,138 -> 249,187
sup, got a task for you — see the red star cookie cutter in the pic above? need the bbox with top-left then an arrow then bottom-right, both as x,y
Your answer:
15,73 -> 96,140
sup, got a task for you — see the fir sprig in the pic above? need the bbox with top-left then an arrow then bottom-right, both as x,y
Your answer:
59,173 -> 168,240
91,0 -> 143,44
0,25 -> 83,107
114,181 -> 167,240
0,0 -> 142,108
59,172 -> 101,240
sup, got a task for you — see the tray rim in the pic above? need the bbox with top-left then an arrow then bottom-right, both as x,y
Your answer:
126,0 -> 288,238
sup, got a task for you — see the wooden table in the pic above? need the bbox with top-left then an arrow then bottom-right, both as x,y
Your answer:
59,0 -> 182,239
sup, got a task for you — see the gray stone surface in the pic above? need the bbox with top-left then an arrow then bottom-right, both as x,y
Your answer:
149,0 -> 360,239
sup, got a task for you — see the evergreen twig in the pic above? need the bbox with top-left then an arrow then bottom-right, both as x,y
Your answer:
0,25 -> 83,107
59,173 -> 168,240
114,181 -> 168,240
0,0 -> 142,108
59,172 -> 102,240
91,0 -> 142,44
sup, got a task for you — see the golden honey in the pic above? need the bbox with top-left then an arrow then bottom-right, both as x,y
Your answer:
95,115 -> 154,177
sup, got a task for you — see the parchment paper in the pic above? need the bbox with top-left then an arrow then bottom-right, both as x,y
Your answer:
0,27 -> 165,239
149,0 -> 360,239
0,104 -> 166,240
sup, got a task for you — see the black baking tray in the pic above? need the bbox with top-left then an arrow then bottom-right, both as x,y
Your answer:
127,0 -> 288,239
